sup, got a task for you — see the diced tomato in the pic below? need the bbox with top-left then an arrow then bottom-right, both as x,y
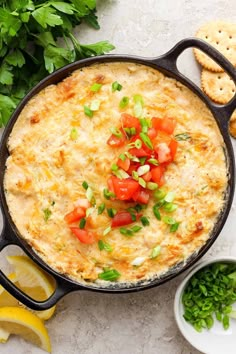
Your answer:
169,139 -> 178,160
121,113 -> 141,132
152,117 -> 176,135
70,227 -> 95,244
142,171 -> 152,182
111,211 -> 138,227
107,176 -> 116,195
127,162 -> 140,175
129,147 -> 150,157
147,128 -> 157,139
155,142 -> 172,163
153,130 -> 172,146
117,157 -> 130,171
107,131 -> 126,147
132,189 -> 150,204
151,166 -> 165,186
111,176 -> 140,200
64,207 -> 86,224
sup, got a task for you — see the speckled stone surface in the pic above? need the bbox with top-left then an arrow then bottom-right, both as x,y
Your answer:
0,1 -> 236,353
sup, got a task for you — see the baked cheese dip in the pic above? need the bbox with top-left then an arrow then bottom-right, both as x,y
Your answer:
4,62 -> 228,286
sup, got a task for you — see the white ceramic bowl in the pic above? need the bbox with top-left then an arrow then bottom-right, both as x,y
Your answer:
174,256 -> 236,354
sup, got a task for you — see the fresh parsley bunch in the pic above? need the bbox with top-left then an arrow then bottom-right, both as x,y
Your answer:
0,0 -> 115,127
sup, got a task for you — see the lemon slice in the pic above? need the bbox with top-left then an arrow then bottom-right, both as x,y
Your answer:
6,256 -> 56,320
0,273 -> 19,308
0,307 -> 51,352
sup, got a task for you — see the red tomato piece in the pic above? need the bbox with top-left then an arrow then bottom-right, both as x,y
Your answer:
111,176 -> 140,200
107,131 -> 126,147
152,117 -> 176,135
117,157 -> 130,171
142,171 -> 152,182
169,139 -> 178,160
155,142 -> 172,163
70,228 -> 95,244
132,189 -> 150,204
111,211 -> 138,227
121,113 -> 141,132
151,166 -> 165,186
129,147 -> 150,157
64,207 -> 86,224
127,162 -> 140,175
147,128 -> 158,139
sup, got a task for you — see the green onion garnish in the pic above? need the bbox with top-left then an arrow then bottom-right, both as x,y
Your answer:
162,216 -> 176,225
146,182 -> 158,190
130,127 -> 136,135
154,188 -> 167,200
84,105 -> 93,118
148,158 -> 159,166
70,128 -> 78,140
98,203 -> 105,215
164,191 -> 175,203
135,139 -> 142,149
82,181 -> 89,190
163,203 -> 178,212
43,208 -> 51,222
103,226 -> 112,236
175,133 -> 191,141
98,240 -> 113,252
137,164 -> 150,176
90,83 -> 102,92
110,127 -> 122,138
153,204 -> 161,220
119,153 -> 126,161
140,132 -> 153,149
113,169 -> 130,179
86,187 -> 96,205
112,81 -> 122,92
139,157 -> 146,165
132,170 -> 139,181
120,225 -> 142,236
138,177 -> 146,188
140,118 -> 149,133
111,163 -> 119,171
98,268 -> 120,281
103,188 -> 116,200
150,245 -> 161,259
107,208 -> 117,218
131,225 -> 142,232
79,218 -> 86,229
170,222 -> 180,232
119,96 -> 129,108
133,94 -> 144,118
140,216 -> 150,226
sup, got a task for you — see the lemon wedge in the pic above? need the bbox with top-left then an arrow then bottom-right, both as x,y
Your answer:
6,256 -> 56,320
0,307 -> 51,352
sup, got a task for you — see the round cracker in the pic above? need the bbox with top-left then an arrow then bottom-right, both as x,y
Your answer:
201,69 -> 236,104
194,21 -> 236,72
229,110 -> 236,138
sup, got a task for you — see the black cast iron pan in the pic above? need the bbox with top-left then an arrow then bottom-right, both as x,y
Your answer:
0,38 -> 236,311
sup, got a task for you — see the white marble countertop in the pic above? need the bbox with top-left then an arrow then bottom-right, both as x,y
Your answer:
0,1 -> 236,353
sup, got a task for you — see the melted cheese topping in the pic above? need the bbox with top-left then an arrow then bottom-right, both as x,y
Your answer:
4,62 -> 228,286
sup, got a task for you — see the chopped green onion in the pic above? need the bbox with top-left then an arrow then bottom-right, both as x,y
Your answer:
119,96 -> 129,108
132,170 -> 139,181
90,99 -> 100,111
90,83 -> 102,92
98,240 -> 113,252
70,128 -> 78,140
110,127 -> 122,138
98,268 -> 120,281
133,95 -> 144,118
131,225 -> 142,232
103,188 -> 116,200
124,127 -> 131,135
133,94 -> 144,105
119,153 -> 126,161
137,164 -> 150,176
79,218 -> 86,229
175,133 -> 191,141
131,156 -> 140,162
146,182 -> 158,190
120,227 -> 134,236
154,188 -> 167,200
131,256 -> 146,266
134,139 -> 142,149
82,181 -> 89,190
150,245 -> 161,259
164,191 -> 175,203
130,127 -> 136,135
170,222 -> 180,232
113,169 -> 130,179
140,132 -> 153,149
103,226 -> 112,236
153,205 -> 161,220
86,207 -> 94,217
111,163 -> 119,171
86,187 -> 94,202
84,105 -> 93,118
140,216 -> 150,226
138,177 -> 146,188
98,203 -> 105,215
162,216 -> 176,225
112,81 -> 122,92
43,208 -> 51,222
163,203 -> 178,212
139,157 -> 146,165
140,118 -> 149,133
148,158 -> 159,166
107,208 -> 117,218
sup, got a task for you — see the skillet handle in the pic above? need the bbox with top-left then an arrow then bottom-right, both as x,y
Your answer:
0,221 -> 80,310
151,37 -> 236,123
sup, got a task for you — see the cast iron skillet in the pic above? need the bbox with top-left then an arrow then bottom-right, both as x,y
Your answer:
0,38 -> 236,311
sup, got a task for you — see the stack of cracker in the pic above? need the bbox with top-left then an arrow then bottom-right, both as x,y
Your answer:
193,21 -> 236,138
